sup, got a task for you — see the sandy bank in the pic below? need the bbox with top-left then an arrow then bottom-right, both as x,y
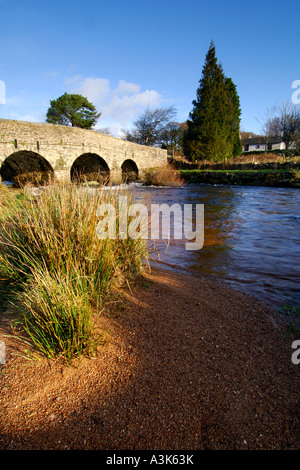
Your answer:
0,266 -> 299,450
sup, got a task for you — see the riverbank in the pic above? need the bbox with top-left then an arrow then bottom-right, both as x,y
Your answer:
0,266 -> 299,450
179,169 -> 300,188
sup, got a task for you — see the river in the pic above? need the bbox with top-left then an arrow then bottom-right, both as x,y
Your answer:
133,183 -> 300,312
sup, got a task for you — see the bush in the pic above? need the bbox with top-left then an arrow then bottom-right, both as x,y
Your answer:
142,164 -> 184,187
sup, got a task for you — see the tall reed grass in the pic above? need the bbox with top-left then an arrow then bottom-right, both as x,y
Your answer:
0,182 -> 148,363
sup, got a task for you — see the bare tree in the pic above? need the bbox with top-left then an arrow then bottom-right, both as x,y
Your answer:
122,106 -> 177,147
258,102 -> 300,156
96,127 -> 112,135
160,122 -> 186,155
256,105 -> 277,152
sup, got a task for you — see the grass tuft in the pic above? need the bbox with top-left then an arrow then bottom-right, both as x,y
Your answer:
0,182 -> 148,363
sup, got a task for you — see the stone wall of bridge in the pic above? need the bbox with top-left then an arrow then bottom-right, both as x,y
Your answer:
0,118 -> 168,183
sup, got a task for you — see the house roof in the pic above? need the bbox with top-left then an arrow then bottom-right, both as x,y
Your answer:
241,136 -> 283,145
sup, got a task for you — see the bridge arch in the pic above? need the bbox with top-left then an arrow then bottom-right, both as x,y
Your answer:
121,159 -> 139,183
70,153 -> 110,184
0,150 -> 54,187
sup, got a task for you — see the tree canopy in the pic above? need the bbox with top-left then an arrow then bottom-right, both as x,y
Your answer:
122,106 -> 177,147
46,93 -> 101,129
160,122 -> 187,155
183,41 -> 242,162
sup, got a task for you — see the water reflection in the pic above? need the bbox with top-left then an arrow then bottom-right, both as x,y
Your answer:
134,184 -> 300,311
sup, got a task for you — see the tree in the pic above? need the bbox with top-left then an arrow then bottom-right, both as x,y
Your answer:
225,77 -> 243,157
256,105 -> 279,152
262,102 -> 300,156
46,93 -> 101,129
122,106 -> 176,146
96,127 -> 112,135
183,41 -> 242,162
160,122 -> 186,155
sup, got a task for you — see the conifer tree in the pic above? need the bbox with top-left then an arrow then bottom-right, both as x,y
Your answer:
46,93 -> 101,129
183,41 -> 242,161
225,77 -> 243,157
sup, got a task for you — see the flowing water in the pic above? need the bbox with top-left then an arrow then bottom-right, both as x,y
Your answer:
133,183 -> 300,312
6,181 -> 298,312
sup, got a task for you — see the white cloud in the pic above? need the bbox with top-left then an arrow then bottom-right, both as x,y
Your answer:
114,80 -> 141,96
65,75 -> 163,136
77,77 -> 110,102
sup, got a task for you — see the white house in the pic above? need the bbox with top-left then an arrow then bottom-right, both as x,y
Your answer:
242,135 -> 286,153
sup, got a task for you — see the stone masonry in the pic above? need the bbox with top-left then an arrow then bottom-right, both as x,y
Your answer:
0,119 -> 167,182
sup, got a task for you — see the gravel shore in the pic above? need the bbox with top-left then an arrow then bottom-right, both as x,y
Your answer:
0,266 -> 299,450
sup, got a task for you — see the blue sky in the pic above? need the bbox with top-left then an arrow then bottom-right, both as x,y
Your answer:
0,0 -> 299,136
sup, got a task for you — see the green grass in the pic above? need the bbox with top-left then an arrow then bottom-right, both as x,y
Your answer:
0,182 -> 148,364
20,268 -> 100,362
279,304 -> 300,317
279,304 -> 300,338
179,169 -> 296,187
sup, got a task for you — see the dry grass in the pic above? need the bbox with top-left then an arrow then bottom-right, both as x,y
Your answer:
142,164 -> 184,187
227,153 -> 300,164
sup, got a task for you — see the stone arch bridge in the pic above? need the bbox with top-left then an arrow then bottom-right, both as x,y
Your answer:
0,119 -> 167,185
